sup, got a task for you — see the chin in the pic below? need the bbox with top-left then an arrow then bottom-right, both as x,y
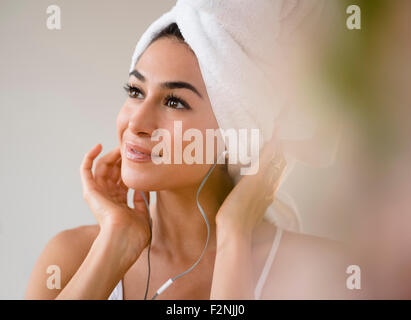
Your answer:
121,163 -> 161,191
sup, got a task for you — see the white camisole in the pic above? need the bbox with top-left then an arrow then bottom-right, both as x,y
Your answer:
108,227 -> 283,300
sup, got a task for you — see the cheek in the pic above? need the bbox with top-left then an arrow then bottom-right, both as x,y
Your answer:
178,118 -> 221,161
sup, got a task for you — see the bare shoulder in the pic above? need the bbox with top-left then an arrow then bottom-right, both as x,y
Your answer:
256,224 -> 364,299
281,229 -> 351,263
25,224 -> 100,299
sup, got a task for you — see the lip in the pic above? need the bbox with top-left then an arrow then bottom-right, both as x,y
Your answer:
125,142 -> 153,163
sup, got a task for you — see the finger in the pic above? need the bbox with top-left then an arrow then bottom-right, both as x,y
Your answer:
108,157 -> 122,183
101,145 -> 122,166
116,175 -> 128,190
95,146 -> 121,180
80,143 -> 102,193
261,125 -> 279,156
259,126 -> 286,173
263,152 -> 286,202
104,157 -> 122,185
241,126 -> 286,195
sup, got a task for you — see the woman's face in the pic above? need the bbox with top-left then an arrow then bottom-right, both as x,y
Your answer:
117,37 -> 221,191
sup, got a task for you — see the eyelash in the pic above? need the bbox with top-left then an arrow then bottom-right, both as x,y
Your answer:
123,83 -> 191,110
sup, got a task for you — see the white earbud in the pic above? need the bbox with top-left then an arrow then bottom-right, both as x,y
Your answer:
218,150 -> 228,162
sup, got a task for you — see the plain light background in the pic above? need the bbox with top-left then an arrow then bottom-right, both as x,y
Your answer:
0,0 -> 350,299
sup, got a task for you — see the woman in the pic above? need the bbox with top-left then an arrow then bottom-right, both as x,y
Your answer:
25,3 -> 357,300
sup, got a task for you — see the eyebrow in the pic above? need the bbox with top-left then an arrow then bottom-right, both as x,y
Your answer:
129,69 -> 203,99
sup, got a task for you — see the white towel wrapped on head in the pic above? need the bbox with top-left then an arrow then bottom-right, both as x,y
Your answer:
129,0 -> 341,233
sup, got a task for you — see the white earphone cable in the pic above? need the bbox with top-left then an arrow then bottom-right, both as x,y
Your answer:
140,151 -> 226,300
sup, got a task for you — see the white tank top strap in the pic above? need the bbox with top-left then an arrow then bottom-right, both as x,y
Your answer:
108,227 -> 283,300
254,227 -> 283,300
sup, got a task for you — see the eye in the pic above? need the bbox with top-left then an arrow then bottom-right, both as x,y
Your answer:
164,93 -> 191,110
123,84 -> 144,99
123,84 -> 191,110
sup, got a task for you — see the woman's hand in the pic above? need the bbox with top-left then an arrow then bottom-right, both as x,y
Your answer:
215,129 -> 286,238
211,129 -> 286,299
80,143 -> 151,255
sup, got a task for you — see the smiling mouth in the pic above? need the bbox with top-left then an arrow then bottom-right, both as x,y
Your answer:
130,147 -> 145,155
125,142 -> 162,162
132,147 -> 163,157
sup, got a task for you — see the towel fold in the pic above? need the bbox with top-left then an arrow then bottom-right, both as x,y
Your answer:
129,0 -> 341,232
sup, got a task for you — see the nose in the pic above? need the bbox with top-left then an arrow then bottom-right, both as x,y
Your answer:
127,100 -> 157,138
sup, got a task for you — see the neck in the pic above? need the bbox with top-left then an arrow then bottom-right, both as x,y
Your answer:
149,165 -> 233,263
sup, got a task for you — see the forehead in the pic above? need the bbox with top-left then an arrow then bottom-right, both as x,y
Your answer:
135,37 -> 205,89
